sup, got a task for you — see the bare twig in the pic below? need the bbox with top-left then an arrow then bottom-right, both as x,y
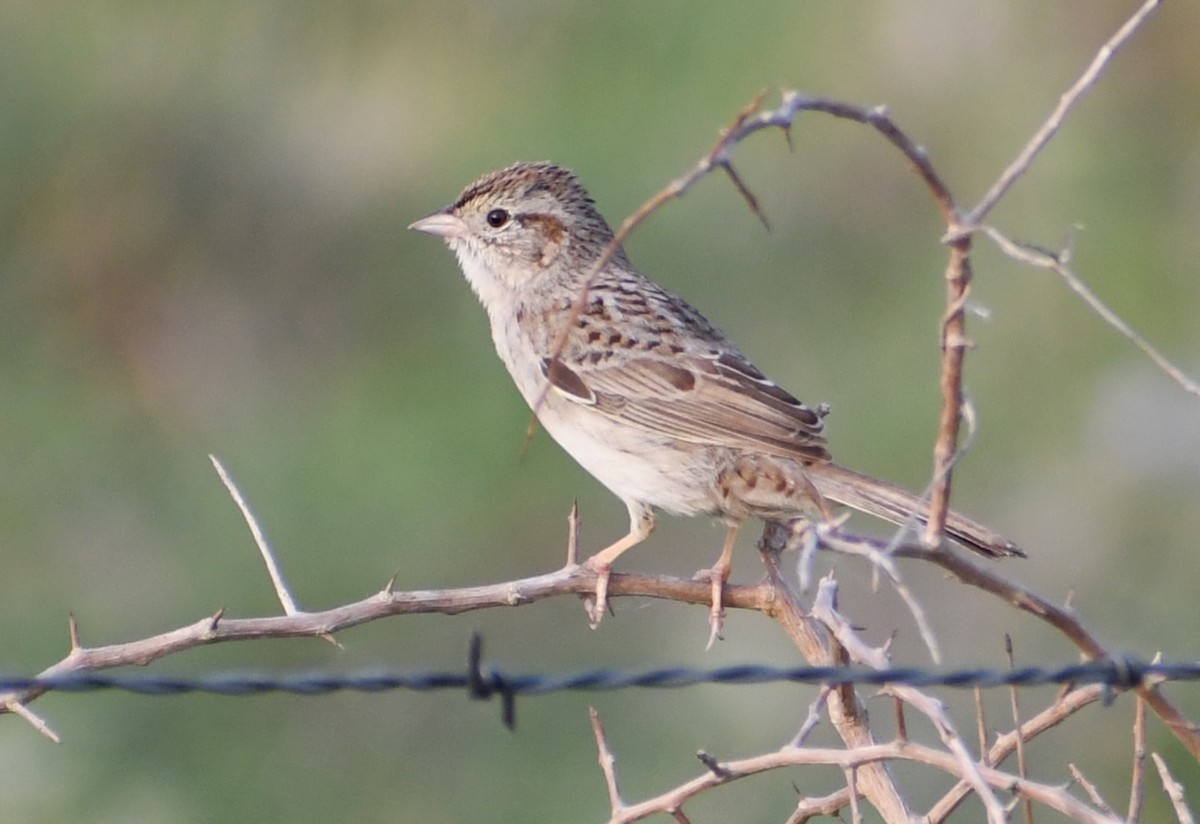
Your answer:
4,700 -> 59,743
1006,635 -> 1034,824
793,520 -> 820,592
786,788 -> 853,824
845,767 -> 863,824
1152,753 -> 1196,824
566,501 -> 581,567
889,686 -> 1006,824
960,0 -> 1164,228
758,529 -> 914,823
1069,763 -> 1116,818
983,225 -> 1200,397
804,558 -> 1006,822
210,455 -> 301,615
790,685 -> 831,748
973,686 -> 988,763
590,707 -> 626,815
817,525 -> 941,664
596,734 -> 1120,824
929,685 -> 1105,822
810,573 -> 889,670
1129,694 -> 1148,822
696,751 -> 730,779
917,742 -> 1122,824
0,567 -> 777,718
927,241 -> 971,552
901,542 -> 1200,760
600,740 -> 905,824
67,613 -> 81,652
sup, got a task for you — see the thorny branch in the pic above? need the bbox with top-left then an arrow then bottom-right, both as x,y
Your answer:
982,225 -> 1200,397
588,568 -> 1132,824
958,0 -> 1164,230
1154,752 -> 1197,824
4,504 -> 1195,817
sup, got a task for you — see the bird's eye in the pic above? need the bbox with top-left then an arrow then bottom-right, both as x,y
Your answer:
485,208 -> 510,228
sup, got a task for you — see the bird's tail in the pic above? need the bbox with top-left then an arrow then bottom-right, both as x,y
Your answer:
805,462 -> 1024,559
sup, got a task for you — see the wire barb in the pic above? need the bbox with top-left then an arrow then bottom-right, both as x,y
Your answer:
466,632 -> 517,729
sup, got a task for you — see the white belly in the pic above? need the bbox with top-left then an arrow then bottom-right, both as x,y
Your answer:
487,302 -> 714,517
536,398 -> 715,516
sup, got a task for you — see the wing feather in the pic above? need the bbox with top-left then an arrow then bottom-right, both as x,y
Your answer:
562,352 -> 831,462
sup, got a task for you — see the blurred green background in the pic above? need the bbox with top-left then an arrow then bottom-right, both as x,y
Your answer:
2,2 -> 1198,821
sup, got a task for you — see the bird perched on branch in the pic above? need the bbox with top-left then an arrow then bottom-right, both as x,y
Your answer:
411,161 -> 1021,645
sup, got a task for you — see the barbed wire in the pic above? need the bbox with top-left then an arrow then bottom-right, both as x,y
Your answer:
3,635 -> 1193,729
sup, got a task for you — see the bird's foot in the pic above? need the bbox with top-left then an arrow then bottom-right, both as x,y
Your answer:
582,556 -> 614,628
693,561 -> 731,650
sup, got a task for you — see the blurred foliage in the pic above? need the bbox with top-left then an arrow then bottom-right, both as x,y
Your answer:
1,2 -> 1199,821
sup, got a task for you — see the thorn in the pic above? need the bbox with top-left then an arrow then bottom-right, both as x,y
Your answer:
212,453 -> 301,615
1061,223 -> 1082,265
6,701 -> 61,743
67,613 -> 81,653
319,632 -> 343,649
500,684 -> 516,730
209,607 -> 225,631
742,87 -> 769,122
696,750 -> 730,778
383,568 -> 402,595
466,632 -> 487,699
566,501 -> 580,567
721,161 -> 771,232
720,88 -> 769,139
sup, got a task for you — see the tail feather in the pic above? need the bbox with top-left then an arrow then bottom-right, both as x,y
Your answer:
806,462 -> 1024,559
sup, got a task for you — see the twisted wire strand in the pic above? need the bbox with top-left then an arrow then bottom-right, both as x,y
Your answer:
4,636 -> 1191,730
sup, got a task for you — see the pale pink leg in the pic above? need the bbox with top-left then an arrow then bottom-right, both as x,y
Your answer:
697,522 -> 741,649
582,502 -> 654,627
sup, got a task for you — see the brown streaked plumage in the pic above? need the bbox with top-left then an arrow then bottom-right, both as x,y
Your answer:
410,161 -> 1022,644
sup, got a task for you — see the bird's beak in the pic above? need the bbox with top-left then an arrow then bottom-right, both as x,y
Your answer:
408,209 -> 466,239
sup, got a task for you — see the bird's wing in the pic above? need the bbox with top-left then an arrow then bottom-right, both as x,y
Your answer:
540,350 -> 831,462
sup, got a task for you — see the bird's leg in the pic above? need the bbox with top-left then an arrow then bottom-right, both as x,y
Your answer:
582,502 -> 654,628
695,522 -> 741,649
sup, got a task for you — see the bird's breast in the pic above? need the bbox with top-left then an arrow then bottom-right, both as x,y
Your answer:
483,300 -> 715,516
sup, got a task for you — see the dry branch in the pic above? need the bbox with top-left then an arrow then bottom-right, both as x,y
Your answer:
982,226 -> 1200,397
928,684 -> 1106,822
578,729 -> 1126,824
210,455 -> 301,615
959,0 -> 1163,229
1154,752 -> 1196,824
904,542 -> 1200,760
1129,694 -> 1148,821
